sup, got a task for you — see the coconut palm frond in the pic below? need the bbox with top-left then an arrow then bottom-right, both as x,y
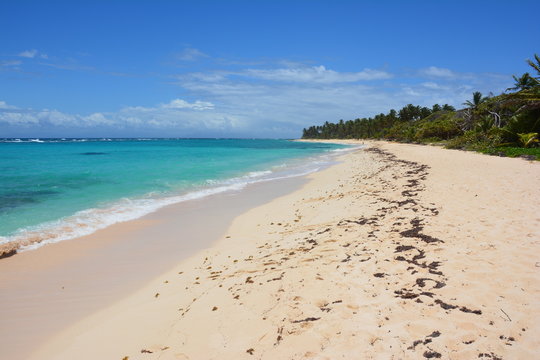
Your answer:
527,54 -> 540,77
506,73 -> 537,92
517,132 -> 539,148
463,91 -> 487,108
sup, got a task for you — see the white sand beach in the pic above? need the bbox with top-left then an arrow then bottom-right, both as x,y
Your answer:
2,141 -> 539,359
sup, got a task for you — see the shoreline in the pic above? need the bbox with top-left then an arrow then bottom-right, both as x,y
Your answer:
2,140 -> 539,359
0,173 -> 313,360
0,139 -> 348,259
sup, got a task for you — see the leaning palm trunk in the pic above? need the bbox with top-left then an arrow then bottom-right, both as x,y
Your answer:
488,111 -> 502,128
459,108 -> 474,131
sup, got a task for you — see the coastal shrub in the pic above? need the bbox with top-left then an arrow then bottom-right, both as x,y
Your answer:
417,136 -> 445,144
384,123 -> 405,141
479,146 -> 540,160
415,117 -> 462,141
474,115 -> 495,134
419,110 -> 456,123
517,132 -> 539,147
445,131 -> 478,149
445,130 -> 500,150
384,122 -> 418,142
501,110 -> 540,143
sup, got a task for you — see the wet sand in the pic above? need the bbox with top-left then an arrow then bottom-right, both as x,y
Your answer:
3,140 -> 540,359
0,176 -> 309,360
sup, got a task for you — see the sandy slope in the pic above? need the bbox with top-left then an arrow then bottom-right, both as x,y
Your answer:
31,141 -> 540,360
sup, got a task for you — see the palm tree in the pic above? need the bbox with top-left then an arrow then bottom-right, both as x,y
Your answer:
460,92 -> 489,131
527,54 -> 540,85
475,115 -> 494,134
463,91 -> 488,110
527,54 -> 540,75
506,73 -> 537,92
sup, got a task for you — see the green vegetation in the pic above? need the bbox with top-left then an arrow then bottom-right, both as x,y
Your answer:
302,54 -> 540,160
479,146 -> 540,160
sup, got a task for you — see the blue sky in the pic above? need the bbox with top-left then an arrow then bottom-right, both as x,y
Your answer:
1,0 -> 539,138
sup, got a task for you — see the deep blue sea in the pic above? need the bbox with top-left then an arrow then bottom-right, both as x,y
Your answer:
0,138 -> 351,251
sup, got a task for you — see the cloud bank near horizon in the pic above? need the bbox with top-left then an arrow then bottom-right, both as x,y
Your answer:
0,50 -> 512,138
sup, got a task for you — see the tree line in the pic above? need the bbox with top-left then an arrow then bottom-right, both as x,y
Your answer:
302,54 -> 540,158
302,103 -> 456,139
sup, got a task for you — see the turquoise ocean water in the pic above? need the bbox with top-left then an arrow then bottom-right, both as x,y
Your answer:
0,138 -> 352,251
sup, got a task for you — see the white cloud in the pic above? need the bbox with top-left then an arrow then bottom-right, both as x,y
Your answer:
0,58 -> 513,137
175,61 -> 511,136
421,66 -> 456,78
0,99 -> 225,134
181,72 -> 228,82
175,48 -> 208,61
0,103 -> 39,125
122,98 -> 215,113
175,76 -> 402,135
83,112 -> 113,126
14,49 -> 48,61
162,99 -> 214,110
1,60 -> 22,67
37,109 -> 76,126
18,49 -> 39,58
0,102 -> 111,127
0,112 -> 39,125
242,65 -> 392,83
0,101 -> 17,109
402,86 -> 422,97
116,103 -> 236,131
421,82 -> 448,90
